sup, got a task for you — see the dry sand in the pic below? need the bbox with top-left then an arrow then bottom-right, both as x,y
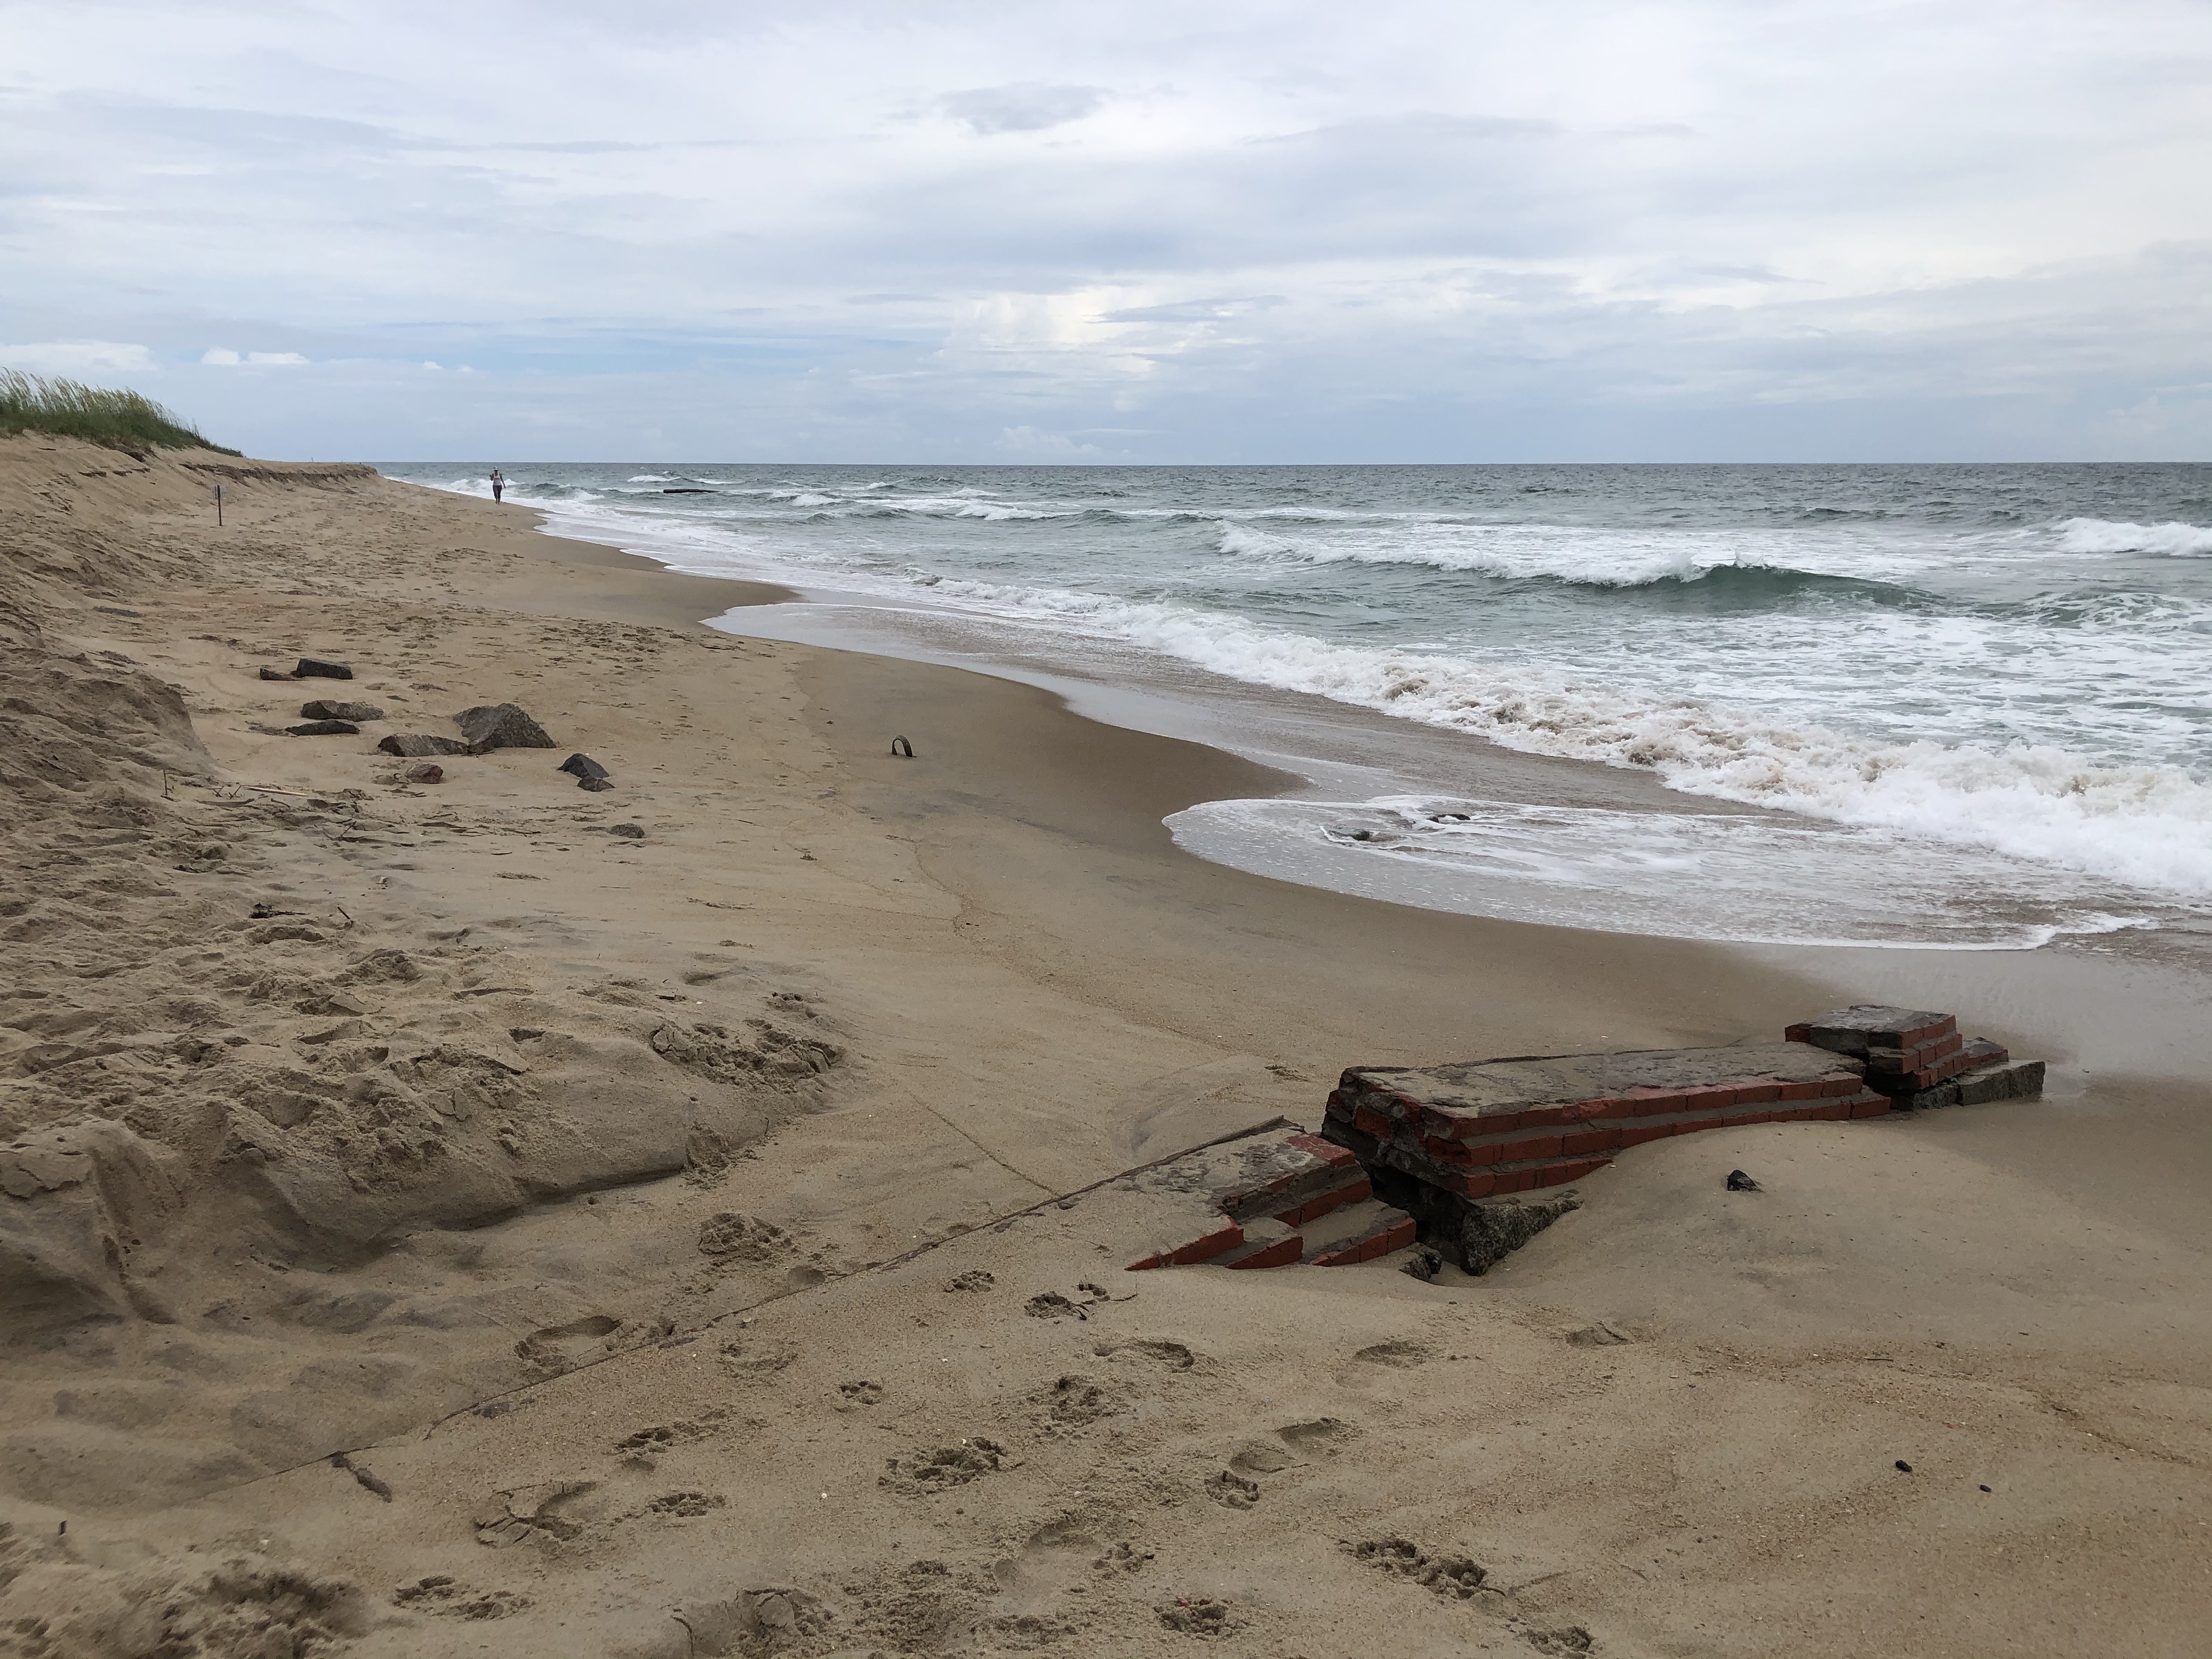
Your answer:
0,437 -> 2206,1658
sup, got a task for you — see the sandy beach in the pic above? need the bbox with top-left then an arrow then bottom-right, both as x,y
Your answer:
2,438 -> 2207,1658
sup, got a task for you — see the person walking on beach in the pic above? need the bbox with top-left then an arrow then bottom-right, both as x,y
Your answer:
489,467 -> 506,503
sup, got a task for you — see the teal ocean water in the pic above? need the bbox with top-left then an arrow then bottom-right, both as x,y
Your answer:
383,462 -> 2212,947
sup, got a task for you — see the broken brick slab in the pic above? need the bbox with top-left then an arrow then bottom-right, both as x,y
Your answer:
1784,1005 -> 1956,1056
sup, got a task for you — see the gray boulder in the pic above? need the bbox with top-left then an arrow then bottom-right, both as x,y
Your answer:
377,733 -> 469,758
300,699 -> 385,722
294,658 -> 353,680
286,720 -> 360,737
454,703 -> 555,753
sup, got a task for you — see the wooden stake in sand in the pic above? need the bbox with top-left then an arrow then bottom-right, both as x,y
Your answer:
213,482 -> 224,526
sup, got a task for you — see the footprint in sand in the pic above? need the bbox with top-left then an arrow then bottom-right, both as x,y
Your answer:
1156,1598 -> 1241,1638
1347,1537 -> 1491,1600
1036,1374 -> 1125,1430
1352,1338 -> 1432,1369
1205,1470 -> 1261,1509
394,1577 -> 532,1621
1275,1417 -> 1358,1453
880,1439 -> 1017,1496
514,1314 -> 620,1372
1092,1339 -> 1201,1372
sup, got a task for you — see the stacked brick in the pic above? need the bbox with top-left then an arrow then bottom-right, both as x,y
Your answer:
1321,1043 -> 1886,1201
1784,1005 -> 2044,1110
1132,1007 -> 2041,1280
1126,1130 -> 1417,1271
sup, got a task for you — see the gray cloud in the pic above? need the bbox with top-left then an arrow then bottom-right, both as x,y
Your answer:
938,82 -> 1111,135
2,0 -> 2208,460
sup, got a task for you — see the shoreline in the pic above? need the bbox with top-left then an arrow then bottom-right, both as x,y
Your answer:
2,441 -> 2205,1658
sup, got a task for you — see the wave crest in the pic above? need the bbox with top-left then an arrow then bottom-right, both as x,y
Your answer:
2057,517 -> 2212,557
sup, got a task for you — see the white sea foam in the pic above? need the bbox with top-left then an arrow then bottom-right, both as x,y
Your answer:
1215,518 -> 1753,585
1168,796 -> 2168,946
852,573 -> 2212,900
627,473 -> 675,483
2057,517 -> 2212,556
403,468 -> 2212,912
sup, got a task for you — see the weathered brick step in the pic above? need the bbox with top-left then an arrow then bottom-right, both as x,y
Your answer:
1328,1088 -> 1893,1199
1299,1198 -> 1418,1267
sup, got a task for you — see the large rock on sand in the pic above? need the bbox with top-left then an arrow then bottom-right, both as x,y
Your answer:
376,733 -> 469,758
454,702 -> 555,753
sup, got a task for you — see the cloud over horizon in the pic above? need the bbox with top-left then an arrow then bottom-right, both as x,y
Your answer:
4,0 -> 2209,461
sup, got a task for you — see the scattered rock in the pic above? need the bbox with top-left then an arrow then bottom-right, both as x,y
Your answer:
405,763 -> 444,784
295,658 -> 353,679
300,699 -> 385,721
1402,1247 -> 1446,1282
258,666 -> 298,681
455,702 -> 555,752
1896,1460 -> 1913,1472
377,733 -> 470,757
285,720 -> 360,737
557,753 -> 610,781
609,822 -> 645,839
1726,1169 -> 1762,1192
578,776 -> 614,792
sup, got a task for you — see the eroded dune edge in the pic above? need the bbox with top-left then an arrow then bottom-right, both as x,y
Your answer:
1,439 -> 2205,1659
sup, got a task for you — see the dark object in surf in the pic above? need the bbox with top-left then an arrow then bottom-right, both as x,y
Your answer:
378,732 -> 469,757
1401,1248 -> 1445,1283
557,752 -> 610,782
300,699 -> 384,722
294,658 -> 353,680
285,719 -> 359,737
890,735 -> 915,758
404,763 -> 444,785
608,823 -> 645,839
454,702 -> 556,753
1725,1169 -> 1761,1192
662,487 -> 712,494
258,666 -> 298,681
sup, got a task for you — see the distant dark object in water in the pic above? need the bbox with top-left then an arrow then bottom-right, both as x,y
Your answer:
662,487 -> 712,494
1725,1169 -> 1761,1192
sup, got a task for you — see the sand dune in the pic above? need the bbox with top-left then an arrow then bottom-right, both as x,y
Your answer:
1,437 -> 2205,1658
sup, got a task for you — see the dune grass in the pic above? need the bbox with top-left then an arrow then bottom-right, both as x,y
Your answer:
0,369 -> 239,454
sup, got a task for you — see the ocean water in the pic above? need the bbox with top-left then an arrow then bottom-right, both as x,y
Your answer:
383,462 -> 2212,949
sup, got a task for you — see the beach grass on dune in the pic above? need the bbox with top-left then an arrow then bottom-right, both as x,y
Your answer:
0,369 -> 239,454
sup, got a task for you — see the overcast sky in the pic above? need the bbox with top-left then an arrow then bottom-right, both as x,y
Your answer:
5,0 -> 2210,461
